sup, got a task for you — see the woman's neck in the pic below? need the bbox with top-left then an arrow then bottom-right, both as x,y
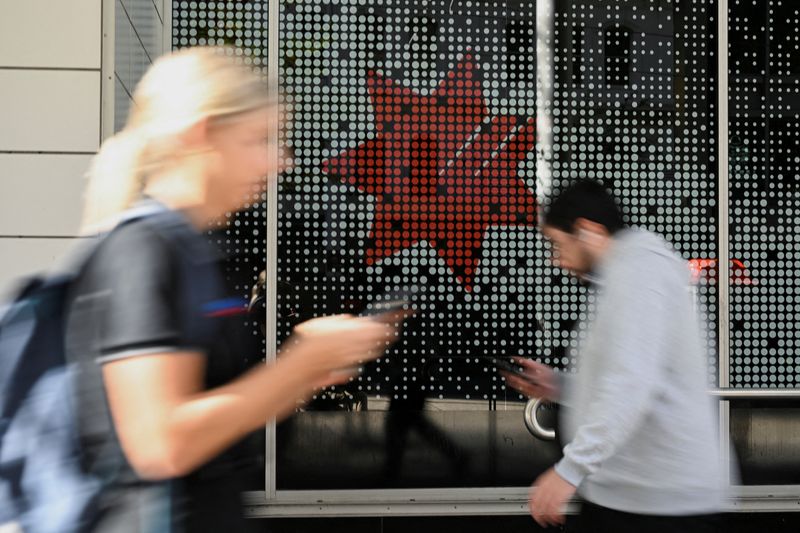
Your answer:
144,166 -> 221,230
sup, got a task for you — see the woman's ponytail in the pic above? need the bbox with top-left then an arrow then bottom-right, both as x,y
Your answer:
80,129 -> 149,234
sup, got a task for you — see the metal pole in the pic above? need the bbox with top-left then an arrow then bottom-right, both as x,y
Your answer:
535,0 -> 555,203
264,0 -> 280,502
710,389 -> 800,399
100,0 -> 116,141
717,0 -> 732,486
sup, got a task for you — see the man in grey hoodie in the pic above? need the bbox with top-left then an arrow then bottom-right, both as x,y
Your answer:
505,180 -> 726,532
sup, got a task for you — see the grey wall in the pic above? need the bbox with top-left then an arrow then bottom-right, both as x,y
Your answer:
0,0 -> 170,290
0,0 -> 103,287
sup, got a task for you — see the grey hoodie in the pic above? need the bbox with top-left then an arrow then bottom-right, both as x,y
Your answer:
554,228 -> 727,515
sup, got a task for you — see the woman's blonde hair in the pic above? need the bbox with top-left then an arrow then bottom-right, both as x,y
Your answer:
81,47 -> 272,233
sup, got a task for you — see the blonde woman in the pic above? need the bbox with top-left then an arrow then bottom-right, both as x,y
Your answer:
65,47 -> 395,532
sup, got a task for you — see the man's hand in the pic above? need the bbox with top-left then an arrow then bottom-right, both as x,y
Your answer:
529,468 -> 576,528
502,357 -> 560,401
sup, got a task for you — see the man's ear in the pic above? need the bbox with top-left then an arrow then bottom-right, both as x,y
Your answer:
573,218 -> 609,241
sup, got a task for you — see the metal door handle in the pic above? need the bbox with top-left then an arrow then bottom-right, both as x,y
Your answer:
523,398 -> 556,441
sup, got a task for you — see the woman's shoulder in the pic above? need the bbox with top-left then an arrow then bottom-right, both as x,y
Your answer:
102,216 -> 176,254
71,212 -> 223,308
75,220 -> 177,294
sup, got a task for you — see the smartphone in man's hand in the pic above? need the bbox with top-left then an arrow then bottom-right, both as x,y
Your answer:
482,356 -> 540,385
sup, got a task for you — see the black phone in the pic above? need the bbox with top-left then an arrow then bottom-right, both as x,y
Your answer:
482,356 -> 537,383
359,286 -> 417,321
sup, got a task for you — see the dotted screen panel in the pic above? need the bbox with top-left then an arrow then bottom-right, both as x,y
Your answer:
173,0 -> 268,58
277,0 -> 720,408
729,1 -> 800,387
544,0 -> 719,386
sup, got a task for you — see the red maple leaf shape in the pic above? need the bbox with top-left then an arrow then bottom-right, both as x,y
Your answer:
322,54 -> 537,291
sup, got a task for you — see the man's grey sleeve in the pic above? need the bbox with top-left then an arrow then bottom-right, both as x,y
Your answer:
555,371 -> 575,407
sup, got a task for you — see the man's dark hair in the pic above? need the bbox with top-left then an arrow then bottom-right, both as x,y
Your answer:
542,179 -> 626,235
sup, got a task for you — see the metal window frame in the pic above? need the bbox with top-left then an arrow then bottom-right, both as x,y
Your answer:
245,0 -> 800,517
162,0 -> 173,66
100,0 -> 116,142
263,0 -> 280,501
244,487 -> 800,517
718,0 -> 733,488
102,0 -> 174,140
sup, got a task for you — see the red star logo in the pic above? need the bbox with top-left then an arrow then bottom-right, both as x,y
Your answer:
323,54 -> 537,291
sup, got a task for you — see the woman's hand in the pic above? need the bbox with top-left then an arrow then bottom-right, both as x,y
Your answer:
286,314 -> 400,386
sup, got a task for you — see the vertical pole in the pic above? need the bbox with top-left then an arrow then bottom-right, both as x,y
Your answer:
717,0 -> 732,486
100,0 -> 116,141
264,0 -> 280,502
535,0 -> 555,203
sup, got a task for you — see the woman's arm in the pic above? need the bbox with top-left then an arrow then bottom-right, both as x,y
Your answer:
102,315 -> 394,480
